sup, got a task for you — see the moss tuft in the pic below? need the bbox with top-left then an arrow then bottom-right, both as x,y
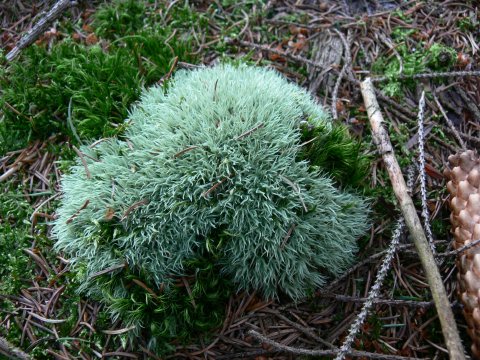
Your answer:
53,65 -> 370,351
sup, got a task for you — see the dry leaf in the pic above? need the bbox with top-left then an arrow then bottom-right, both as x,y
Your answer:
86,33 -> 98,45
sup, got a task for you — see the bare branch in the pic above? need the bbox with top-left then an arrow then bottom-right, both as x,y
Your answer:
6,0 -> 78,62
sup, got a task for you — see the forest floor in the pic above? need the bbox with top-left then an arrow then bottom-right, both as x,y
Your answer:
1,0 -> 479,359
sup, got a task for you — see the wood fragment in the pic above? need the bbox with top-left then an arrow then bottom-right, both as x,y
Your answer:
360,77 -> 466,360
65,199 -> 90,224
6,0 -> 78,61
248,330 -> 424,359
0,336 -> 32,360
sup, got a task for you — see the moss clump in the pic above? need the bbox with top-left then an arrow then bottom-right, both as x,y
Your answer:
93,0 -> 147,38
54,65 -> 370,351
299,121 -> 369,187
372,42 -> 456,97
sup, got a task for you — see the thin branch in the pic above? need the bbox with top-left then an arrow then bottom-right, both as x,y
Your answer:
331,29 -> 352,120
248,330 -> 424,360
318,292 -> 434,308
360,78 -> 466,360
371,69 -> 480,83
0,336 -> 32,360
6,0 -> 78,61
438,238 -> 480,257
432,92 -> 467,150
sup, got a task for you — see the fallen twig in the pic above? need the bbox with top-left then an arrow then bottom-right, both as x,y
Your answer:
0,336 -> 32,360
318,292 -> 434,307
438,238 -> 480,257
248,330 -> 423,359
360,77 -> 466,360
331,29 -> 352,119
371,69 -> 480,83
432,92 -> 467,150
6,0 -> 78,62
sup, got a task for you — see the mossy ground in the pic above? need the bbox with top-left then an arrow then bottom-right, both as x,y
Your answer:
1,0 -> 477,358
0,0 -> 205,354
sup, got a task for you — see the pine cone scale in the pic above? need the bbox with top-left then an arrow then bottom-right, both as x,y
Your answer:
445,150 -> 480,358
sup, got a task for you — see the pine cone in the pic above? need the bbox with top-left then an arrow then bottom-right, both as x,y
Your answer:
445,150 -> 480,358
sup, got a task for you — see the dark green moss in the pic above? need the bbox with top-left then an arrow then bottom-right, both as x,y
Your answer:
299,121 -> 370,188
0,1 -> 195,154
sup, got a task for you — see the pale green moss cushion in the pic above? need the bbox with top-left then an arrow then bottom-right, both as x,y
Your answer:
54,65 -> 370,301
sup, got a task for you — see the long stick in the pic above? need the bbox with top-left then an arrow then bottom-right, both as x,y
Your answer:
360,78 -> 465,360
